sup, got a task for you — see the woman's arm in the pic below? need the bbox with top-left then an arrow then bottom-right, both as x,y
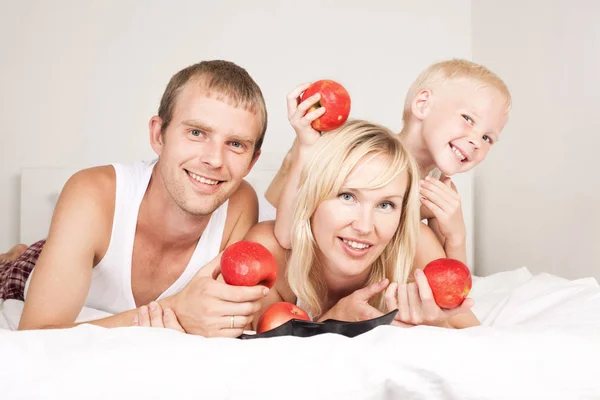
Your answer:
240,221 -> 297,330
389,222 -> 480,329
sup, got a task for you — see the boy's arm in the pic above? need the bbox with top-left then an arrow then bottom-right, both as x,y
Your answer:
419,176 -> 467,265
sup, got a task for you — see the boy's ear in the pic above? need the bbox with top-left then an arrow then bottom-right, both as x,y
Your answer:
149,116 -> 165,156
411,89 -> 432,121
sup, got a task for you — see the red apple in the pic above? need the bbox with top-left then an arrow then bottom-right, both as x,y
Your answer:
256,301 -> 311,333
220,241 -> 278,288
300,79 -> 351,132
422,258 -> 472,309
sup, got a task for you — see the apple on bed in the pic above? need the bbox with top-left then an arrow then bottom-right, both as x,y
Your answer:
256,302 -> 311,334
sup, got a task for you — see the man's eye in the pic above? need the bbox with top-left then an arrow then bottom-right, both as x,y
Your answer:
231,141 -> 242,148
191,129 -> 202,137
462,114 -> 474,124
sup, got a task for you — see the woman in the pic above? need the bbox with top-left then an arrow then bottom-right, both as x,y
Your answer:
137,120 -> 478,330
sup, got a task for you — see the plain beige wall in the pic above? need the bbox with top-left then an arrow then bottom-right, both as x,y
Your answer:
0,1 -> 473,257
472,1 -> 600,280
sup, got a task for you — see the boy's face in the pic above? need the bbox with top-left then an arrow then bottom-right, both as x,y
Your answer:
421,80 -> 508,176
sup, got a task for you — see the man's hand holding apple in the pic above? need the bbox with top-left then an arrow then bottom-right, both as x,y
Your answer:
164,255 -> 269,338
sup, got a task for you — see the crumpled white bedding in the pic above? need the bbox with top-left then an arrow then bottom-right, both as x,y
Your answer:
1,267 -> 599,400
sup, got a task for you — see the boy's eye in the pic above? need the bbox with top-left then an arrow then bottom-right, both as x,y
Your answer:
482,134 -> 493,144
462,114 -> 474,124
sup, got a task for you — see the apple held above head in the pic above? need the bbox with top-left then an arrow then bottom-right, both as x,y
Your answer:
422,258 -> 472,309
256,301 -> 311,334
220,241 -> 278,289
300,79 -> 351,132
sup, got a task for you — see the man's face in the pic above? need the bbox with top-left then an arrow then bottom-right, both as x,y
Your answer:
422,81 -> 508,176
154,83 -> 262,216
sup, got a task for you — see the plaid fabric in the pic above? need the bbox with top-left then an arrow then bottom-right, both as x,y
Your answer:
0,239 -> 46,301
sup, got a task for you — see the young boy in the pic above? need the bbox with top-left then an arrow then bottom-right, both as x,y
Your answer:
266,59 -> 511,266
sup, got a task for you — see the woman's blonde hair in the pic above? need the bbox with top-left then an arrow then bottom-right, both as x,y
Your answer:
287,119 -> 420,319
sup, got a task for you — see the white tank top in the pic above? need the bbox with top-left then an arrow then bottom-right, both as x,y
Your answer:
25,159 -> 229,314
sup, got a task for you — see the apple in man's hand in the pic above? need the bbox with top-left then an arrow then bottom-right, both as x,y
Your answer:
423,258 -> 472,309
220,241 -> 278,289
300,79 -> 351,132
256,302 -> 311,334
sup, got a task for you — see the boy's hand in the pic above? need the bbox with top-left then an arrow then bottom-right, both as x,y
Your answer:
384,269 -> 473,328
419,176 -> 466,246
286,83 -> 326,150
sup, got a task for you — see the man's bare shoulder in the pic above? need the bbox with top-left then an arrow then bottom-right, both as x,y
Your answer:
220,179 -> 260,248
56,165 -> 116,226
228,179 -> 259,211
64,165 -> 115,195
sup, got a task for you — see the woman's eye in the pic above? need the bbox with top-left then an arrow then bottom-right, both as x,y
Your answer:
339,192 -> 354,202
379,201 -> 395,210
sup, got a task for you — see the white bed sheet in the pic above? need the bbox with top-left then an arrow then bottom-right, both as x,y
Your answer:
1,267 -> 599,399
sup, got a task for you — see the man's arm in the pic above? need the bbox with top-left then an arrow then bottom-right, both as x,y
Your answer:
18,167 -> 140,330
159,179 -> 269,337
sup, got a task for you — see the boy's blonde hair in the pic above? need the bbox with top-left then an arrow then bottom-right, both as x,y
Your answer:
287,120 -> 420,319
402,59 -> 511,123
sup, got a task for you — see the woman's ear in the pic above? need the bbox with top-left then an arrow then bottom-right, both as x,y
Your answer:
411,89 -> 432,121
149,116 -> 164,155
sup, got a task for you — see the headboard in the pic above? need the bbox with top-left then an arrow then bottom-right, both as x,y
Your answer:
19,158 -> 475,269
19,153 -> 284,246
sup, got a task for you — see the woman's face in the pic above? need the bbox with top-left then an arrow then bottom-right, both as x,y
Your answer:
311,154 -> 409,281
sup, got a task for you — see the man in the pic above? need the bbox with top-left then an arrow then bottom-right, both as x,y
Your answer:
5,60 -> 269,337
